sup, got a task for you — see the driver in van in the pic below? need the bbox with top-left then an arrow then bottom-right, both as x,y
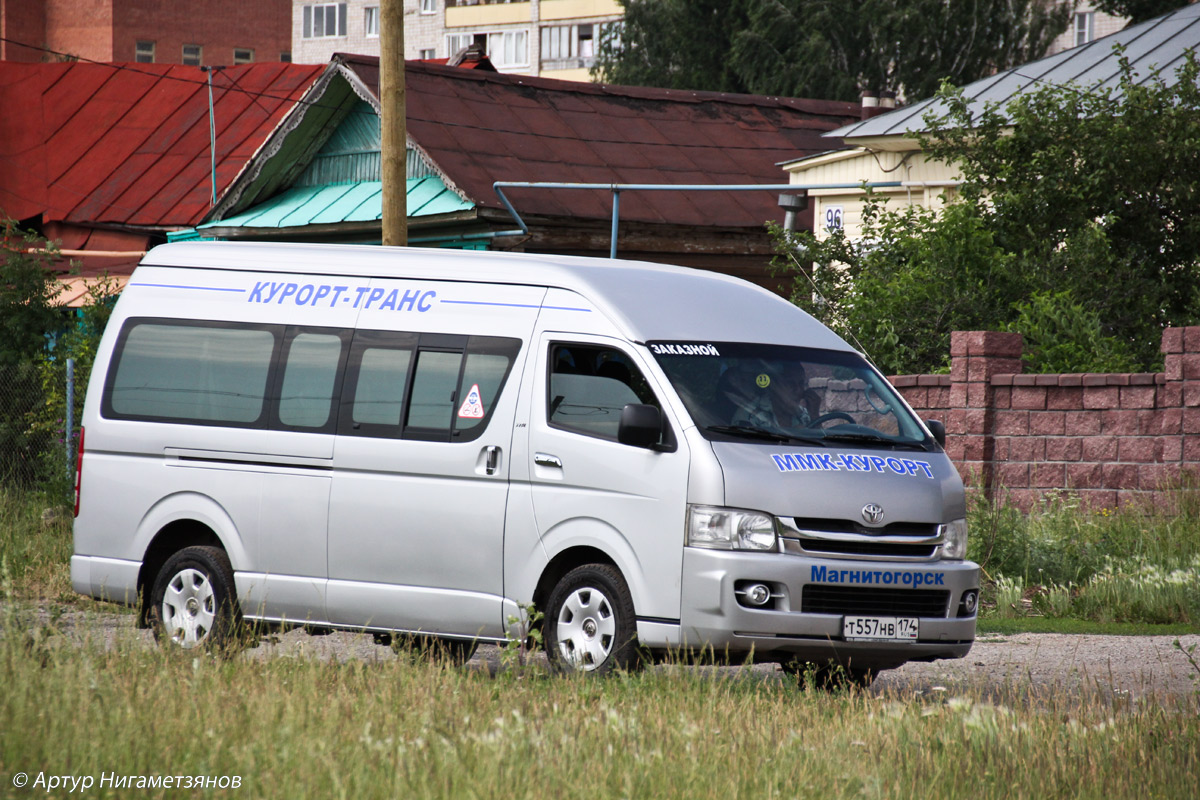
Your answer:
724,362 -> 820,432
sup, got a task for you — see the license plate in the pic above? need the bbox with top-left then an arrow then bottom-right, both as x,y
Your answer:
842,616 -> 918,641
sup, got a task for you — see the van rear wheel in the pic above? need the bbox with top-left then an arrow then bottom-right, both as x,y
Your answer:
545,564 -> 639,675
149,546 -> 240,651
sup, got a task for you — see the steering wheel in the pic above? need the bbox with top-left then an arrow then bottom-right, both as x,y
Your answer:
809,411 -> 855,427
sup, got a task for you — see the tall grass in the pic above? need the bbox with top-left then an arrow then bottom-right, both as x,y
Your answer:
970,481 -> 1200,624
0,488 -> 73,602
1,605 -> 1198,800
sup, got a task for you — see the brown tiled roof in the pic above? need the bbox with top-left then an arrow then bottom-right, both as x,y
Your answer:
340,55 -> 859,229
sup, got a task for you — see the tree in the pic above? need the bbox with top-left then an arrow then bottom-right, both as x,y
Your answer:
1,220 -> 66,486
1094,0 -> 1191,26
772,51 -> 1200,374
594,0 -> 754,95
595,0 -> 1070,102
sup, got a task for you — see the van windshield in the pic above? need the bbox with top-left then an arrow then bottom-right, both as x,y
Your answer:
647,341 -> 933,449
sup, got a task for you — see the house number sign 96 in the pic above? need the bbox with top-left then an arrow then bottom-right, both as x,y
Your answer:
824,205 -> 844,232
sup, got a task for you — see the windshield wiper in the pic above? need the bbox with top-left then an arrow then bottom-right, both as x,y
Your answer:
819,431 -> 930,450
706,425 -> 827,446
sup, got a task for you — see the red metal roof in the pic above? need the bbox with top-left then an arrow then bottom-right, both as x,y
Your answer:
340,55 -> 860,229
0,60 -> 323,229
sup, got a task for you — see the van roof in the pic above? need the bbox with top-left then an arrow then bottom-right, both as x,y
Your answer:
139,242 -> 853,351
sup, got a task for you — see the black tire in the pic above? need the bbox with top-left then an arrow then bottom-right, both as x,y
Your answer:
149,546 -> 241,652
780,659 -> 875,690
545,563 -> 639,675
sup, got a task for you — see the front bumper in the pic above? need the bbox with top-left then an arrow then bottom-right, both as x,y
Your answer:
680,548 -> 979,670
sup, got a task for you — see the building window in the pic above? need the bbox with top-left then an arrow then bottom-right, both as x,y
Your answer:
303,3 -> 348,38
281,51 -> 292,62
490,30 -> 527,67
233,48 -> 254,64
1074,12 -> 1094,47
540,24 -> 596,61
420,0 -> 436,13
365,6 -> 379,37
135,41 -> 155,63
419,48 -> 436,59
448,30 -> 526,68
182,44 -> 202,66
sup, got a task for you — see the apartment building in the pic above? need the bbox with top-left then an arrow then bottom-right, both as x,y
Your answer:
0,0 -> 292,65
292,0 -> 621,80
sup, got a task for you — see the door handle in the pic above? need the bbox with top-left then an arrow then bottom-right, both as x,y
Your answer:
485,446 -> 500,475
534,453 -> 562,469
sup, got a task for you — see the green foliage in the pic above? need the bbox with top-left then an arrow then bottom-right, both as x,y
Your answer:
1,221 -> 67,487
595,0 -> 1069,102
775,51 -> 1200,374
919,50 -> 1200,368
968,480 -> 1200,624
771,196 -> 1017,375
0,220 -> 61,367
1094,0 -> 1190,24
502,602 -> 545,672
34,276 -> 120,494
1005,290 -> 1138,374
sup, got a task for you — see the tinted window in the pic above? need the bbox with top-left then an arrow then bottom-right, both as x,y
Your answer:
277,331 -> 346,429
340,332 -> 520,442
407,350 -> 463,432
548,344 -> 660,441
107,322 -> 276,424
352,346 -> 414,427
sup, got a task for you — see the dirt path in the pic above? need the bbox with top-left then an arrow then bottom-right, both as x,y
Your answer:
9,604 -> 1199,701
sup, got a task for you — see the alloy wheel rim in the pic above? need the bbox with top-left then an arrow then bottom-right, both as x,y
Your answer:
556,587 -> 616,670
161,568 -> 215,648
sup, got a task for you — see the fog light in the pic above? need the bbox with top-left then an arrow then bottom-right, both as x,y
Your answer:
958,589 -> 979,617
744,583 -> 772,607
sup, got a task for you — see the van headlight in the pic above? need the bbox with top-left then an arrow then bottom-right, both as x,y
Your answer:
940,518 -> 968,560
687,505 -> 777,551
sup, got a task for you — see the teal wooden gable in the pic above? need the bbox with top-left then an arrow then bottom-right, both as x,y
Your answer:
185,89 -> 485,247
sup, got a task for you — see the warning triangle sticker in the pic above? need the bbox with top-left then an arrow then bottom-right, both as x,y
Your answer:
458,384 -> 485,419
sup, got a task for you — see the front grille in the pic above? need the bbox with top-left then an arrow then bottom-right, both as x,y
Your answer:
790,518 -> 939,537
799,540 -> 938,558
802,585 -> 951,617
786,517 -> 941,560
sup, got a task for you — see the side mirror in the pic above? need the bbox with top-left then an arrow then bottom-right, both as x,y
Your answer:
925,419 -> 946,448
618,403 -> 662,448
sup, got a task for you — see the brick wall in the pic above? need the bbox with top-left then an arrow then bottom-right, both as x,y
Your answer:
35,0 -> 291,65
890,328 -> 1200,510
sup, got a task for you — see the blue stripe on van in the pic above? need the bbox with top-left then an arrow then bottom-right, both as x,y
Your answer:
441,300 -> 591,312
129,283 -> 246,293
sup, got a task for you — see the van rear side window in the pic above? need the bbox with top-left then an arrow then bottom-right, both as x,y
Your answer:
103,319 -> 520,442
106,322 -> 276,424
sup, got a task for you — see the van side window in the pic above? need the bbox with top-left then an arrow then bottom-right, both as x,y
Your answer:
407,349 -> 463,432
340,330 -> 418,437
276,329 -> 349,431
105,321 -> 276,425
340,332 -> 520,442
455,336 -> 520,435
548,344 -> 660,441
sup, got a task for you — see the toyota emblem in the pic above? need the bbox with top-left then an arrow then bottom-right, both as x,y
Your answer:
861,504 -> 885,525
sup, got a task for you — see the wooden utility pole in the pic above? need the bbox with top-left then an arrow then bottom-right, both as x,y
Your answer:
380,0 -> 407,245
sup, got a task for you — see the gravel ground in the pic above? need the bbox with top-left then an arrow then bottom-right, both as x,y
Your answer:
7,603 -> 1198,704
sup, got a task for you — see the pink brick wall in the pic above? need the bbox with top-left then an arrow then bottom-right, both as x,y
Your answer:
890,327 -> 1200,510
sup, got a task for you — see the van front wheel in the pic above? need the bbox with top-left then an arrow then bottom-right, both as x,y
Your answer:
545,564 -> 638,675
150,546 -> 240,651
